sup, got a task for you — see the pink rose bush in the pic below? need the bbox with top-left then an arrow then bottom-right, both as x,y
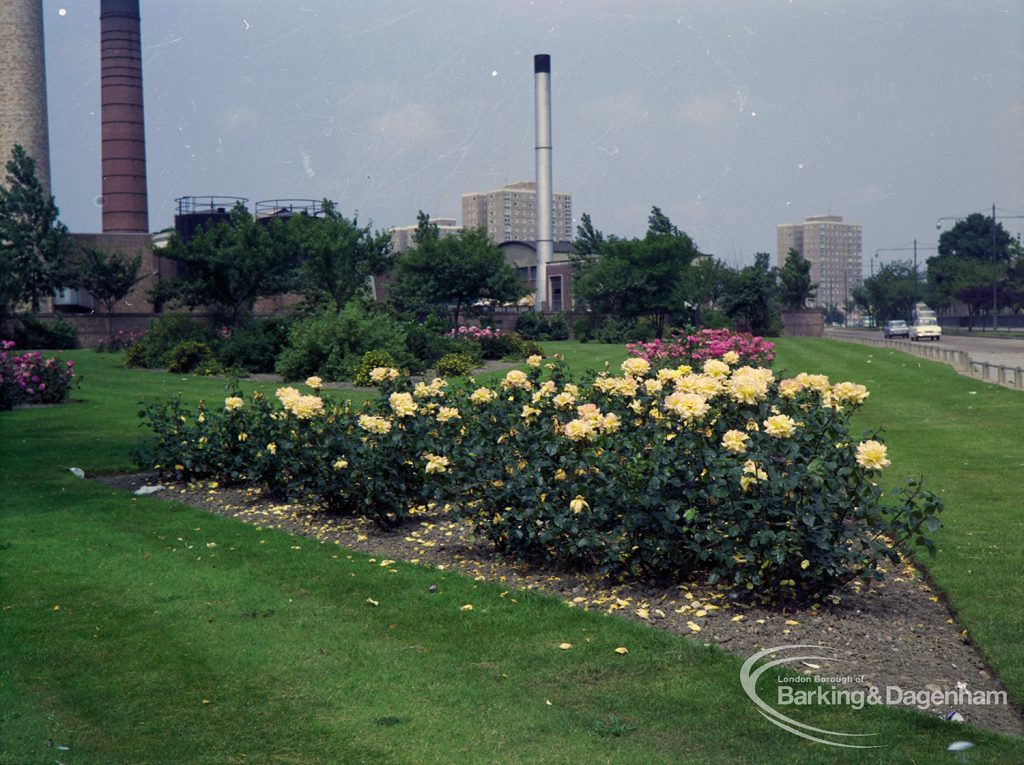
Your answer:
0,340 -> 77,410
627,328 -> 775,370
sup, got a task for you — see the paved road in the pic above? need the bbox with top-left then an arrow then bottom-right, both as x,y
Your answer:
827,329 -> 1024,368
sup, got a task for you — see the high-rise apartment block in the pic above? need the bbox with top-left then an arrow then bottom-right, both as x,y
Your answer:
461,181 -> 572,243
777,215 -> 862,311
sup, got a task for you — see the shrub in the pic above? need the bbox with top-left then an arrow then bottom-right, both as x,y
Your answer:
137,356 -> 942,605
354,350 -> 398,387
0,340 -> 76,410
515,312 -> 569,341
404,322 -> 453,368
166,340 -> 220,374
124,314 -> 212,368
434,352 -> 476,378
10,314 -> 78,349
572,315 -> 654,344
94,329 -> 143,353
627,328 -> 775,369
216,317 -> 292,373
275,303 -> 409,381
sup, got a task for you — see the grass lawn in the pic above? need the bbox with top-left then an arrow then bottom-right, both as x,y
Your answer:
1,343 -> 1021,764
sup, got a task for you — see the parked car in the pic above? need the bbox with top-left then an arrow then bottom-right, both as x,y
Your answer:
883,320 -> 910,339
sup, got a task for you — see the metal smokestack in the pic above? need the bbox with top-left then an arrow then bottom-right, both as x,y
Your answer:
100,0 -> 149,232
533,53 -> 553,313
0,0 -> 51,193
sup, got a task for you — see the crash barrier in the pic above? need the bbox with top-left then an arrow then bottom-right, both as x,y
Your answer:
824,334 -> 1023,391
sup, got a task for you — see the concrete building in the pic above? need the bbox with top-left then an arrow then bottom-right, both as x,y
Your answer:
461,181 -> 572,243
777,215 -> 862,312
0,0 -> 51,192
498,240 -> 575,312
389,217 -> 461,253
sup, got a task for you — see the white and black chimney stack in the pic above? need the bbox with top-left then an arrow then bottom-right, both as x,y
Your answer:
533,53 -> 553,313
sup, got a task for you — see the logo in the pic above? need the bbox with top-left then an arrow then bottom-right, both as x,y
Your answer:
740,644 -> 1007,747
740,644 -> 880,748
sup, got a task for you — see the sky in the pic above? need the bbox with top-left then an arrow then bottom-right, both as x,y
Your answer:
42,0 -> 1024,274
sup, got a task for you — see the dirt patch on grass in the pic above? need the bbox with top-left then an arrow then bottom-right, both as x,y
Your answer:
97,472 -> 1022,737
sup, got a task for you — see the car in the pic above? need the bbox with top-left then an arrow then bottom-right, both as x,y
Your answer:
883,320 -> 909,339
910,318 -> 941,341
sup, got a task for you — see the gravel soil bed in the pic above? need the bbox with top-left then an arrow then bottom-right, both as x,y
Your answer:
97,472 -> 1023,736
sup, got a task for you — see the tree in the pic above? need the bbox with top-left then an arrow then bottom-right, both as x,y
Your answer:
75,246 -> 143,336
287,200 -> 393,313
928,213 -> 1014,326
390,212 -> 526,327
153,202 -> 293,325
571,207 -> 702,338
776,248 -> 817,310
721,253 -> 778,335
854,260 -> 920,324
0,145 -> 72,321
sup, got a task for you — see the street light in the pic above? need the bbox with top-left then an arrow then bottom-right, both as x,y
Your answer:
937,204 -> 1024,332
873,242 -> 937,300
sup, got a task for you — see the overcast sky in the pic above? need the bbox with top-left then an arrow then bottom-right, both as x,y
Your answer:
43,0 -> 1024,272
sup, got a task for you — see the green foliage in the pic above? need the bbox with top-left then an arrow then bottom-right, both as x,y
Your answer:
123,314 -> 212,368
928,213 -> 1013,320
390,212 -> 527,327
572,315 -> 654,344
571,207 -> 702,338
166,340 -> 220,375
275,303 -> 409,381
776,248 -> 817,311
721,253 -> 780,336
288,200 -> 393,312
515,312 -> 569,341
353,350 -> 398,386
138,357 -> 942,605
854,260 -> 921,323
403,320 -> 453,367
434,352 -> 476,377
9,314 -> 78,350
153,203 -> 293,325
73,246 -> 142,314
0,145 -> 72,318
216,318 -> 292,374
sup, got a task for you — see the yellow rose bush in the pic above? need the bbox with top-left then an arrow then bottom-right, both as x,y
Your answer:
138,354 -> 942,603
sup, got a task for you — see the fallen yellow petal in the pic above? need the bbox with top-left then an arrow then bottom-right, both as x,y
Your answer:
785,619 -> 800,626
614,646 -> 629,655
460,604 -> 474,611
635,608 -> 650,620
559,643 -> 573,650
731,615 -> 745,622
686,621 -> 702,633
365,598 -> 379,607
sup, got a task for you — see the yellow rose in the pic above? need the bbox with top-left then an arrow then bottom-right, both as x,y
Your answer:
855,440 -> 890,470
763,414 -> 797,438
224,396 -> 244,411
721,429 -> 749,454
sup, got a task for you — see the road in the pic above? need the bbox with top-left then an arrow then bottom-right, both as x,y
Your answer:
827,329 -> 1024,368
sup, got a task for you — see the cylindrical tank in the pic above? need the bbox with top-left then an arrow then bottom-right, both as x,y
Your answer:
101,0 -> 149,232
173,196 -> 248,242
0,0 -> 51,193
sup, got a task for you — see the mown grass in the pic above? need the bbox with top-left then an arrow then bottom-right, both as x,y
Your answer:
773,338 -> 1024,709
1,344 -> 1021,764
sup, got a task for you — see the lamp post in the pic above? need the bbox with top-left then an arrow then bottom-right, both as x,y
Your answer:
937,205 -> 1024,332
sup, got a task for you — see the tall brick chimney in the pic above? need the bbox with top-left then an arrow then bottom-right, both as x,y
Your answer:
0,0 -> 51,193
100,0 -> 149,233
